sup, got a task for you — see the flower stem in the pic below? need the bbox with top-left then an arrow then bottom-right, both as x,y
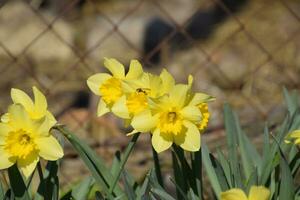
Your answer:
152,145 -> 164,188
109,132 -> 141,194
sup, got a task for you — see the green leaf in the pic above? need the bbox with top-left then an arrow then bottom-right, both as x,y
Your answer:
283,87 -> 299,116
216,149 -> 232,187
7,164 -> 30,200
172,150 -> 187,199
136,173 -> 151,199
55,126 -> 124,199
202,144 -> 222,199
223,104 -> 242,188
151,188 -> 175,200
122,171 -> 136,200
209,154 -> 229,191
191,151 -> 203,198
279,153 -> 295,199
72,176 -> 94,200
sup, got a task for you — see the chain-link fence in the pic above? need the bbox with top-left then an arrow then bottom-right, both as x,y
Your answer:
0,0 -> 300,189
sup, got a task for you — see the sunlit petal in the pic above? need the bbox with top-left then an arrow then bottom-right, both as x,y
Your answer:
152,129 -> 172,153
87,73 -> 111,95
189,92 -> 215,105
0,147 -> 15,169
131,110 -> 158,132
11,88 -> 34,111
160,69 -> 175,93
175,121 -> 200,152
180,106 -> 202,122
8,104 -> 31,131
97,99 -> 110,116
32,86 -> 47,118
126,59 -> 143,79
248,186 -> 270,200
36,135 -> 64,161
221,189 -> 248,200
169,84 -> 189,108
112,95 -> 130,119
17,152 -> 39,178
104,58 -> 125,79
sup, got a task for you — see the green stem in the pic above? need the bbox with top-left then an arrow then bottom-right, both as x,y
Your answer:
109,132 -> 141,194
152,145 -> 164,188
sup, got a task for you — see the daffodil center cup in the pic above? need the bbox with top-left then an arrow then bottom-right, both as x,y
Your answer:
4,130 -> 37,159
99,77 -> 123,105
126,88 -> 150,115
158,108 -> 183,135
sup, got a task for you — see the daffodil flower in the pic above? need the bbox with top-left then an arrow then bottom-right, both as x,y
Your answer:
1,86 -> 56,125
221,186 -> 270,200
285,130 -> 300,144
0,104 -> 63,178
131,83 -> 213,153
112,69 -> 175,119
87,58 -> 143,117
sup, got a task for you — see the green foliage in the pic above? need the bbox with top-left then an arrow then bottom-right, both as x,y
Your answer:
1,89 -> 300,199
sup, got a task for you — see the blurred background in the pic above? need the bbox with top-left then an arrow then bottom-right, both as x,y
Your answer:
0,0 -> 300,196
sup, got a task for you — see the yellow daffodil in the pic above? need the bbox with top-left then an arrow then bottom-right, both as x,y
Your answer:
131,83 -> 213,153
112,69 -> 175,119
87,58 -> 144,117
1,86 -> 56,125
286,130 -> 300,144
221,186 -> 270,200
0,104 -> 63,178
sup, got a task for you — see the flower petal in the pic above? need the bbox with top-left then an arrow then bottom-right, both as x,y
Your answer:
8,104 -> 31,131
180,105 -> 202,122
0,147 -> 15,169
104,58 -> 125,79
189,92 -> 215,106
0,123 -> 11,145
97,99 -> 110,116
32,86 -> 47,118
131,110 -> 158,132
126,59 -> 143,80
248,186 -> 270,200
1,113 -> 10,123
220,189 -> 248,200
160,69 -> 175,94
169,84 -> 189,108
152,129 -> 172,153
87,73 -> 111,95
36,135 -> 64,161
111,95 -> 130,119
175,121 -> 200,152
11,88 -> 34,111
17,152 -> 39,178
289,130 -> 300,138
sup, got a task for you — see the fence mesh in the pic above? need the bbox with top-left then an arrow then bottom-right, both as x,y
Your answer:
0,0 -> 300,190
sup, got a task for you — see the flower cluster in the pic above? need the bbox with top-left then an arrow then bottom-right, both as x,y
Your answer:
0,87 -> 63,178
87,58 -> 214,153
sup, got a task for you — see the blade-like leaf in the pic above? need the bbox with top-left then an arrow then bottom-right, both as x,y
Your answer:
202,144 -> 222,199
7,164 -> 30,200
72,176 -> 94,200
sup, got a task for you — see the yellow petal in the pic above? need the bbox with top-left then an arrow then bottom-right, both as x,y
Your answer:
1,113 -> 10,123
169,84 -> 189,108
32,86 -> 47,118
112,95 -> 130,119
0,147 -> 15,169
126,129 -> 139,136
104,58 -> 125,79
17,152 -> 39,178
189,93 -> 215,105
36,135 -> 64,160
289,130 -> 300,138
0,123 -> 11,145
152,129 -> 172,153
46,111 -> 57,125
221,189 -> 248,200
160,69 -> 175,93
126,59 -> 143,80
34,116 -> 56,136
180,106 -> 202,122
87,73 -> 111,95
131,110 -> 158,132
248,186 -> 270,200
8,104 -> 31,131
175,121 -> 200,152
97,99 -> 110,116
11,88 -> 34,111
